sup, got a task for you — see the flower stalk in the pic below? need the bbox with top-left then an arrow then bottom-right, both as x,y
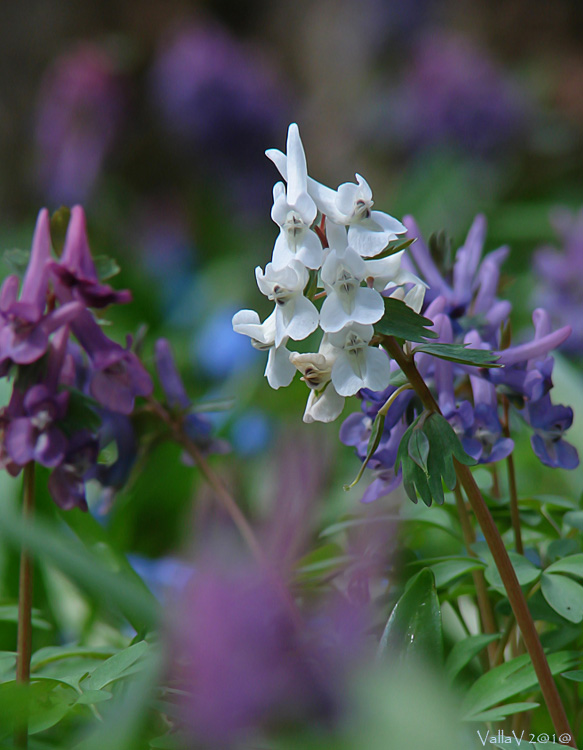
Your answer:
381,334 -> 576,747
15,462 -> 35,749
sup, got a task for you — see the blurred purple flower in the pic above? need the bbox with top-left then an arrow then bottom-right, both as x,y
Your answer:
170,558 -> 342,745
392,32 -> 529,156
534,208 -> 583,354
34,43 -> 125,204
150,19 -> 289,215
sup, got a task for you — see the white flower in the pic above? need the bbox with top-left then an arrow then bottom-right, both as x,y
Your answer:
231,309 -> 295,389
319,248 -> 384,333
328,323 -> 390,397
363,251 -> 427,311
266,142 -> 405,259
255,260 -> 319,346
289,336 -> 345,423
269,124 -> 323,271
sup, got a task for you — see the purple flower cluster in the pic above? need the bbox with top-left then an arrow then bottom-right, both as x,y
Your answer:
392,32 -> 529,157
0,207 -> 153,510
533,207 -> 583,355
342,215 -> 578,503
150,19 -> 288,215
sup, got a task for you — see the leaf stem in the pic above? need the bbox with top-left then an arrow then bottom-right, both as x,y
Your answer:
381,335 -> 576,746
15,462 -> 35,749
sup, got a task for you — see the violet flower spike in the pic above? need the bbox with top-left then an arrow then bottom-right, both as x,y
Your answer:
0,209 -> 83,365
51,205 -> 132,308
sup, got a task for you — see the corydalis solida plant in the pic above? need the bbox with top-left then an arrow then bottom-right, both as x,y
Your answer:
0,206 -> 153,510
232,122 -> 579,745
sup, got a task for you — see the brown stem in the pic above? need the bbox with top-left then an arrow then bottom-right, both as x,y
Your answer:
453,484 -> 498,666
382,336 -> 576,746
15,463 -> 35,748
502,398 -> 523,554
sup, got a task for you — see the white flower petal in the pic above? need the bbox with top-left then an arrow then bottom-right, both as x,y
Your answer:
336,180 -> 361,217
364,251 -> 404,290
282,295 -> 319,342
232,309 -> 275,345
363,346 -> 391,391
296,229 -> 323,269
303,385 -> 345,423
265,345 -> 295,389
331,350 -> 366,396
271,232 -> 296,271
320,293 -> 353,333
286,123 -> 308,203
371,210 -> 407,237
348,223 -> 390,258
352,287 -> 385,325
325,220 -> 348,252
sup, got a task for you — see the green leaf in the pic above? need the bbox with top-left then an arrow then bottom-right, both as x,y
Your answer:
469,701 -> 538,722
561,670 -> 583,682
408,428 -> 430,473
374,297 -> 438,342
541,573 -> 583,623
93,255 -> 121,281
319,513 -> 399,538
429,558 -> 487,588
83,641 -> 150,691
344,410 -> 386,490
546,554 -> 583,578
76,689 -> 113,705
485,552 -> 541,593
564,511 -> 583,531
0,507 -> 159,632
445,633 -> 501,681
370,237 -> 416,261
0,679 -> 78,739
413,342 -> 501,368
396,413 -> 476,507
295,544 -> 355,580
461,651 -> 578,720
378,569 -> 443,664
31,645 -> 115,671
149,735 -> 186,749
0,605 -> 52,630
3,248 -> 30,276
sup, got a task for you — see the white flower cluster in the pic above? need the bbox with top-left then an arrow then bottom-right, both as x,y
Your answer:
232,123 -> 426,423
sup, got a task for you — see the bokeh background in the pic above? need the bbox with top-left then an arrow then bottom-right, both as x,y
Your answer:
1,0 -> 582,588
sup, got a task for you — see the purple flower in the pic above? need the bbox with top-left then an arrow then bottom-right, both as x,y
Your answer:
48,430 -> 99,511
524,396 -> 579,470
72,311 -> 152,415
34,44 -> 124,204
5,384 -> 68,468
170,558 -> 338,745
0,209 -> 82,366
51,206 -> 132,308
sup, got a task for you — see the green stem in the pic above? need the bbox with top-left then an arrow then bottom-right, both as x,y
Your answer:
382,335 -> 576,747
15,462 -> 35,749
